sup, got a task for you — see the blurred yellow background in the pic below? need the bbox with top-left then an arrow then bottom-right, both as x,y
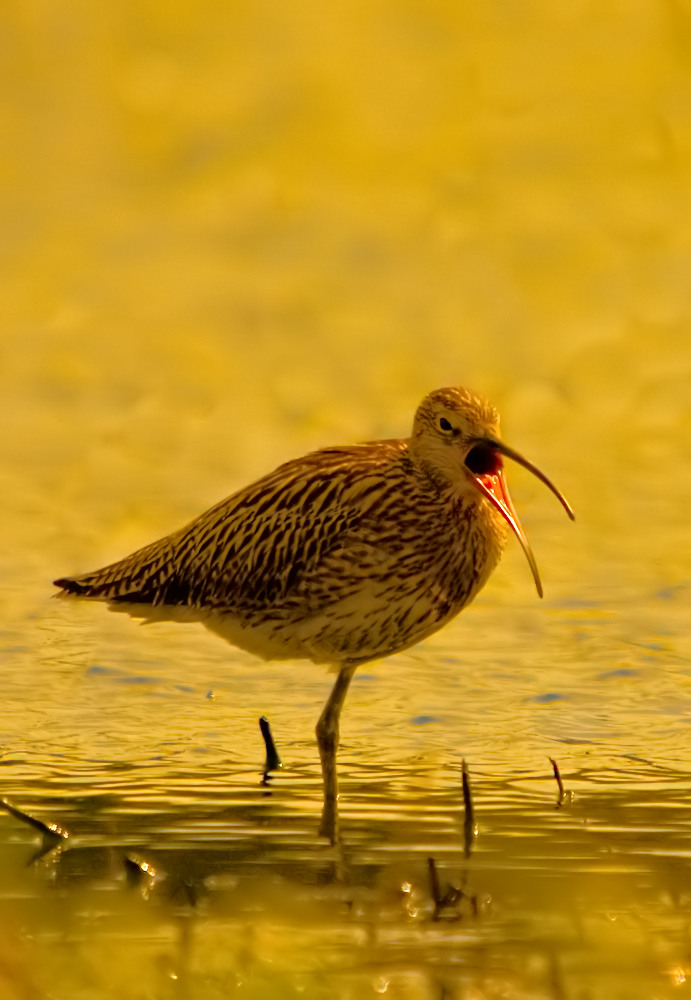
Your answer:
1,3 -> 689,601
0,5 -> 690,997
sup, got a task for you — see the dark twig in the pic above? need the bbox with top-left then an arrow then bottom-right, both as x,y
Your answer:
124,853 -> 161,892
0,797 -> 69,841
427,856 -> 441,906
168,877 -> 203,908
259,715 -> 282,780
427,857 -> 464,921
548,757 -> 566,806
461,759 -> 476,856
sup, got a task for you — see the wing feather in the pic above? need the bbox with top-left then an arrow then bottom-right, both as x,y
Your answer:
54,440 -> 407,610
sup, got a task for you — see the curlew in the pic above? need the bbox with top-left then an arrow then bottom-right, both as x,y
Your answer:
55,387 -> 574,831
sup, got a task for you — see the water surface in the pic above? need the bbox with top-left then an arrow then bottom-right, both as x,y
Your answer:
1,1 -> 690,997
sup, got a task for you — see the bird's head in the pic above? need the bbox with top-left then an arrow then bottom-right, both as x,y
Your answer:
410,387 -> 575,597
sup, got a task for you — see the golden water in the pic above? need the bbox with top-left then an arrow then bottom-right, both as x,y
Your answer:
1,2 -> 690,997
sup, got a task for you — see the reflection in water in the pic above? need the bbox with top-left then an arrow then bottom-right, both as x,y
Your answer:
0,746 -> 690,998
0,584 -> 687,995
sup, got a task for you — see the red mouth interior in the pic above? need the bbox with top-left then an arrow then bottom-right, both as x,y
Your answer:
465,443 -> 503,479
468,456 -> 543,598
480,473 -> 504,504
464,437 -> 574,599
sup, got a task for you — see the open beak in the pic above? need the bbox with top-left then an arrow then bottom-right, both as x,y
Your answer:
465,439 -> 575,599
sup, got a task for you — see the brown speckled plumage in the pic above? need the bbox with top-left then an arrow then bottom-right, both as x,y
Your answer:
55,387 -> 573,669
55,385 -> 574,840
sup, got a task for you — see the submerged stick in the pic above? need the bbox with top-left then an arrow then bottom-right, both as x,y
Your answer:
427,856 -> 441,906
259,715 -> 282,778
548,757 -> 565,805
427,857 -> 463,920
461,759 -> 477,856
124,853 -> 161,891
0,797 -> 69,841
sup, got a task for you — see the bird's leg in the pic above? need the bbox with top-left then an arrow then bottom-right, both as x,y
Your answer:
316,664 -> 356,844
316,664 -> 356,756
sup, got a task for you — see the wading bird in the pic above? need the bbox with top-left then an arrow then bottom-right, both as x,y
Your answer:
55,387 -> 574,837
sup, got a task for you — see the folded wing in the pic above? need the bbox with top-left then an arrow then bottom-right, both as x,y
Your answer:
54,442 -> 404,612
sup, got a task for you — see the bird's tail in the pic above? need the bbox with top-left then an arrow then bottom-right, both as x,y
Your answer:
53,537 -> 178,605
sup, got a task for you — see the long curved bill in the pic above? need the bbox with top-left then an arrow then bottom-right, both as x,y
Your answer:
491,441 -> 575,521
468,439 -> 575,599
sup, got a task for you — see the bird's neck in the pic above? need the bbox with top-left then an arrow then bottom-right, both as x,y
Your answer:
407,456 -> 456,499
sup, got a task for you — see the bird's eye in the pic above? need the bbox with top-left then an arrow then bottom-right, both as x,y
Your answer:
439,417 -> 453,432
